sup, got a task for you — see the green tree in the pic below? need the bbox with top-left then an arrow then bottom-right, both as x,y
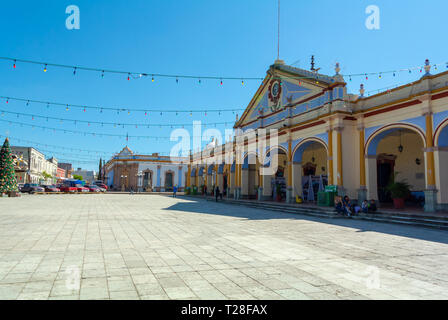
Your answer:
41,171 -> 53,181
73,174 -> 83,181
0,138 -> 18,193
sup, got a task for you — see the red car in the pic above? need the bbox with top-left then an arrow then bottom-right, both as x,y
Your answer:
59,185 -> 78,193
95,183 -> 108,190
75,184 -> 90,192
85,185 -> 102,192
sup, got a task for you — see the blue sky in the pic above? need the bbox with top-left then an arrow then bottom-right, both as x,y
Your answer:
0,0 -> 446,170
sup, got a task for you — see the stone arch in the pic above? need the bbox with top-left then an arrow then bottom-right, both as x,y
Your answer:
434,118 -> 448,147
292,137 -> 328,163
364,123 -> 427,204
291,137 -> 329,201
432,118 -> 448,206
365,123 -> 426,156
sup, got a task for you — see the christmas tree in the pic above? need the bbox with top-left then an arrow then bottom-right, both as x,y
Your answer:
0,138 -> 18,193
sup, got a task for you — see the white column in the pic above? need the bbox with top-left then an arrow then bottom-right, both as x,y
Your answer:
292,162 -> 302,199
365,155 -> 378,201
262,173 -> 272,200
435,148 -> 448,208
241,169 -> 249,198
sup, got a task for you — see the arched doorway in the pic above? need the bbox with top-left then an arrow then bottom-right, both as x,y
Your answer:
365,125 -> 426,207
143,170 -> 153,191
206,164 -> 215,195
260,147 -> 288,201
433,120 -> 448,208
241,153 -> 259,199
165,171 -> 174,191
292,139 -> 328,202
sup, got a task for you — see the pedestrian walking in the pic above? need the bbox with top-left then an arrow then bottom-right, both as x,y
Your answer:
173,185 -> 177,198
215,186 -> 220,202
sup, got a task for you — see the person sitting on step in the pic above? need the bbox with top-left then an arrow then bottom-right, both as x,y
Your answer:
334,196 -> 344,215
368,199 -> 377,213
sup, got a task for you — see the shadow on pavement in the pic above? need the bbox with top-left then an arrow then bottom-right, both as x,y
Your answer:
163,196 -> 448,245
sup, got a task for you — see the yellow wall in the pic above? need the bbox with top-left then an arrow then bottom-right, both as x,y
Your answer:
376,131 -> 425,191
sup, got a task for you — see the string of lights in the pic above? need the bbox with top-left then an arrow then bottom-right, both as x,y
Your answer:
0,95 -> 243,114
0,108 -> 235,128
0,134 -> 174,158
2,56 -> 447,82
0,134 -> 114,155
0,119 -> 233,140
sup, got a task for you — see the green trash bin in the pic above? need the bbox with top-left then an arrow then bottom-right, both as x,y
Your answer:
192,186 -> 198,195
318,187 -> 337,207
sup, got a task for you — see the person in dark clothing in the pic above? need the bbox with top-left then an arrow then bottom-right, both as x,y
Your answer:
334,197 -> 344,215
342,196 -> 353,217
215,186 -> 220,202
368,199 -> 377,213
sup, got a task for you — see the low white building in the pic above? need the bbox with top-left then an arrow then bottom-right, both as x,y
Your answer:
11,146 -> 58,184
104,146 -> 188,192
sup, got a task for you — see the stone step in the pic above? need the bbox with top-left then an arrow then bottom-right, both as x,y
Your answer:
190,196 -> 448,230
354,215 -> 448,230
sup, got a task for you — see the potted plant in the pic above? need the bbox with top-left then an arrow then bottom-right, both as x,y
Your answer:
386,174 -> 411,209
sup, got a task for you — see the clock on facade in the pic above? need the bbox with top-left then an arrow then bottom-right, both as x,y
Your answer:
268,79 -> 282,105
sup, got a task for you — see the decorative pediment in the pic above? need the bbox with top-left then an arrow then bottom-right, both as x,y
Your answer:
236,63 -> 337,129
118,146 -> 133,156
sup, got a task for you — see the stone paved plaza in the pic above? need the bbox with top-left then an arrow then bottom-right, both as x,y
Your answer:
0,194 -> 447,300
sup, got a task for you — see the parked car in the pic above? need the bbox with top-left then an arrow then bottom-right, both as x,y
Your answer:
75,184 -> 90,192
42,185 -> 61,192
20,183 -> 45,194
59,185 -> 78,193
84,185 -> 102,192
94,183 -> 108,190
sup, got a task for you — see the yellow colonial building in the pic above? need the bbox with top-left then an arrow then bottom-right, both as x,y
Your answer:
186,59 -> 448,212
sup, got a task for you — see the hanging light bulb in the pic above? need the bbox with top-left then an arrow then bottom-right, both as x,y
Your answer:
152,75 -> 154,82
26,100 -> 29,106
127,73 -> 130,81
73,67 -> 77,75
6,98 -> 8,104
66,105 -> 69,111
101,70 -> 104,78
241,80 -> 244,85
43,64 -> 47,72
176,77 -> 178,84
379,73 -> 382,79
398,129 -> 404,153
220,79 -> 223,85
13,60 -> 16,69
